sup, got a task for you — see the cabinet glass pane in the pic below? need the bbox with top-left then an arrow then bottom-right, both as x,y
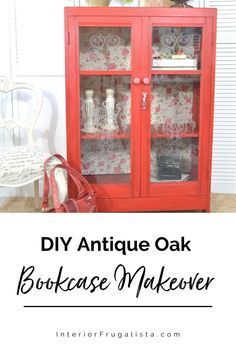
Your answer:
79,27 -> 131,71
152,27 -> 202,70
150,75 -> 200,183
80,75 -> 131,184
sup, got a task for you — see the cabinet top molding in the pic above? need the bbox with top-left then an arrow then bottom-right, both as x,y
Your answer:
64,7 -> 217,18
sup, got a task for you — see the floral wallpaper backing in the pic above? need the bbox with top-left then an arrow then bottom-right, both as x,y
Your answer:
80,27 -> 131,71
151,76 -> 199,127
81,140 -> 130,177
152,27 -> 201,60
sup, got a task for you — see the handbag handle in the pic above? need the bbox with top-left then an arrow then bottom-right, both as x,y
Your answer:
43,154 -> 70,172
50,163 -> 94,193
42,154 -> 82,211
49,163 -> 95,213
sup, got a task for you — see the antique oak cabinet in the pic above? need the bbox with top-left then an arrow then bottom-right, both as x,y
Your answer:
64,7 -> 216,212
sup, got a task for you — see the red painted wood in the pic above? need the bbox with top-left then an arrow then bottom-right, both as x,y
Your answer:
152,133 -> 199,139
75,15 -> 132,26
151,70 -> 201,75
206,14 -> 217,212
65,15 -> 80,172
81,133 -> 130,140
150,16 -> 205,26
80,70 -> 131,76
96,195 -> 208,212
65,7 -> 216,212
93,184 -> 132,199
149,181 -> 200,197
65,7 -> 216,18
203,15 -> 217,208
130,16 -> 142,198
140,16 -> 152,197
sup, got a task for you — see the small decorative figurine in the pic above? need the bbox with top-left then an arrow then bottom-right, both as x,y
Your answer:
170,0 -> 193,7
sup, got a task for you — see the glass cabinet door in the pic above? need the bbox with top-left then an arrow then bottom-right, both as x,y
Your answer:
79,26 -> 133,185
150,26 -> 202,185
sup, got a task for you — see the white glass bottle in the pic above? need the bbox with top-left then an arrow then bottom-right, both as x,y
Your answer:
84,89 -> 97,133
104,88 -> 117,132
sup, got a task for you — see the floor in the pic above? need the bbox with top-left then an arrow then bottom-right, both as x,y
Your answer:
0,197 -> 7,207
0,194 -> 236,212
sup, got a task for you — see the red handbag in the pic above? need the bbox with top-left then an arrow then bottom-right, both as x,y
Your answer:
42,154 -> 97,213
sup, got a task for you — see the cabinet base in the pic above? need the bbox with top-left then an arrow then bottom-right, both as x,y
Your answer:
96,195 -> 210,212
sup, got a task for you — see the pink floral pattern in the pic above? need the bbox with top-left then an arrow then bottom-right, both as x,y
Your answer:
81,140 -> 130,176
80,27 -> 131,71
151,77 -> 198,127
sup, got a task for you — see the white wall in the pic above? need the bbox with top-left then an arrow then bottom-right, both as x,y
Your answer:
0,0 -> 235,196
0,1 -> 11,78
204,0 -> 236,193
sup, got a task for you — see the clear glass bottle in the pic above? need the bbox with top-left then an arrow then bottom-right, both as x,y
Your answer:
83,89 -> 97,133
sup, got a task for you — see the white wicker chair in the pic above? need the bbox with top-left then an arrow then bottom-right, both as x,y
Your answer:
0,77 -> 50,209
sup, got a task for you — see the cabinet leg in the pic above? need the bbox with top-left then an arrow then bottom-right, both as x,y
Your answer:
34,180 -> 40,210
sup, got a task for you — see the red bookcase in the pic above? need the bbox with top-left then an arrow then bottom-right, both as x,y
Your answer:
64,7 -> 217,212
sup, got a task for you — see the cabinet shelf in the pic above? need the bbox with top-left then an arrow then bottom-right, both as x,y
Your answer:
81,132 -> 130,140
151,70 -> 201,75
151,133 -> 199,139
80,70 -> 131,76
151,125 -> 199,139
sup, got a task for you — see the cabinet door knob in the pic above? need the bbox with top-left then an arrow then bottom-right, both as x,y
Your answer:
143,77 -> 151,85
133,77 -> 141,85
